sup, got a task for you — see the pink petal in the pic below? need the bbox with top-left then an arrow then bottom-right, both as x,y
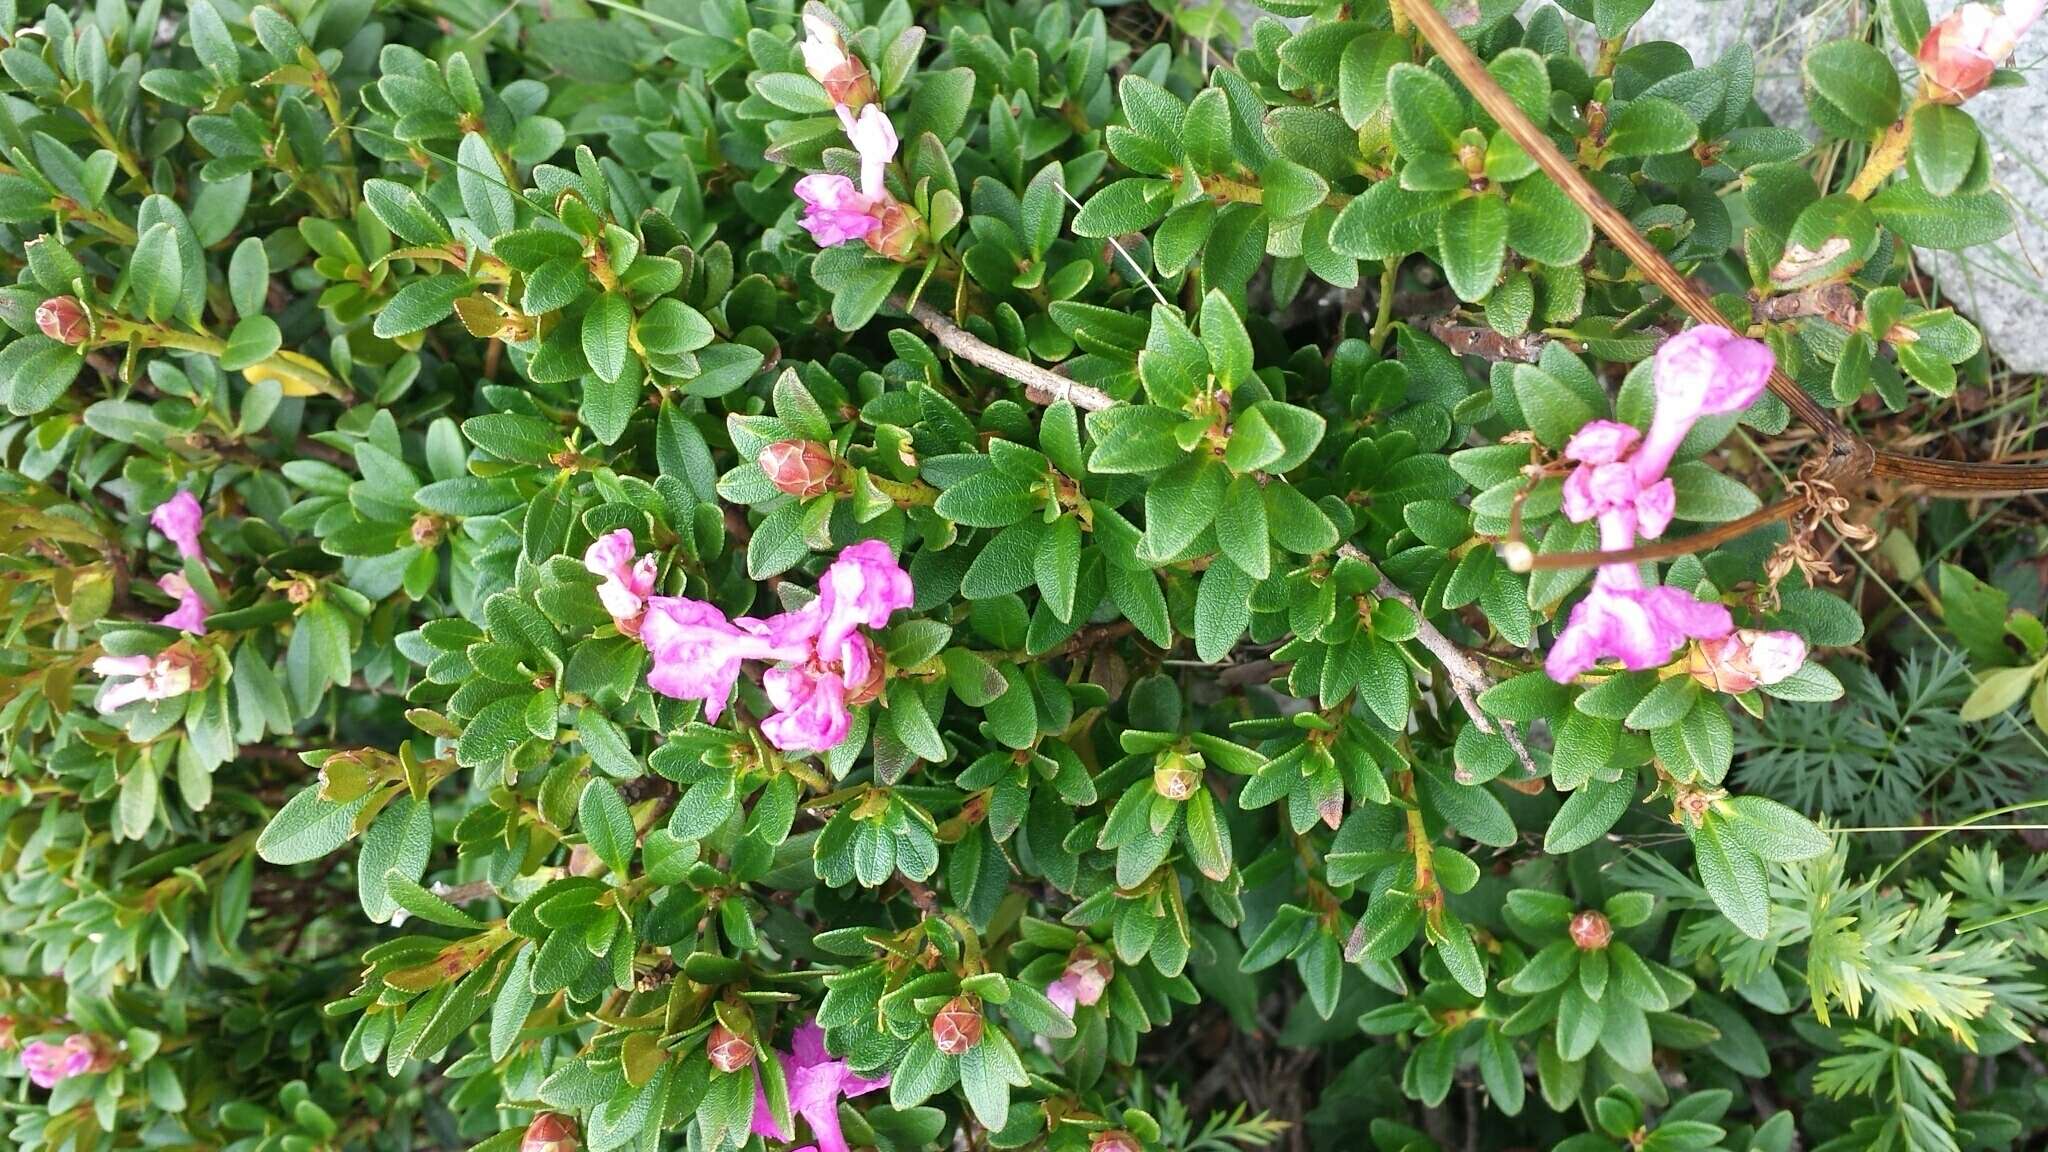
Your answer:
1563,419 -> 1642,465
150,491 -> 206,561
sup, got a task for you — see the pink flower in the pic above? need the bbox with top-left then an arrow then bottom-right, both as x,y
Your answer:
20,1035 -> 110,1089
1047,954 -> 1112,1017
817,540 -> 914,652
157,572 -> 208,635
790,105 -> 905,249
1635,328 -> 1775,486
1544,581 -> 1734,682
1687,628 -> 1808,693
750,1021 -> 889,1152
640,597 -> 804,721
583,529 -> 658,633
1563,419 -> 1641,466
760,663 -> 852,752
151,491 -> 205,562
846,104 -> 897,204
795,174 -> 882,247
93,649 -> 198,713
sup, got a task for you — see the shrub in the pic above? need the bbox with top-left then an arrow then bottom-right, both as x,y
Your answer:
2,0 -> 2045,1150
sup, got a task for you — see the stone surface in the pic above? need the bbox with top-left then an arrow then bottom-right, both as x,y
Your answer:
1633,0 -> 2048,372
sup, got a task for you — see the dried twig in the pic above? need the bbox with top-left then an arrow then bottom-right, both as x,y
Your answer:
1345,545 -> 1539,777
898,297 -> 1117,412
1426,319 -> 1551,363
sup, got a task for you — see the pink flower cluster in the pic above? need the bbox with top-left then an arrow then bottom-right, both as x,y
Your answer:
19,1034 -> 110,1089
749,1020 -> 888,1152
96,490 -> 213,710
791,18 -> 916,257
584,533 -> 912,752
1543,329 -> 1807,686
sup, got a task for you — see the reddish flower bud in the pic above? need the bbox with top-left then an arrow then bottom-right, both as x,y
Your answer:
862,199 -> 923,262
1916,0 -> 2039,104
410,512 -> 445,548
1091,1132 -> 1143,1152
757,440 -> 836,498
1919,8 -> 2000,103
0,1016 -> 15,1052
1569,910 -> 1612,951
522,1113 -> 579,1152
706,1023 -> 754,1073
820,60 -> 876,111
1686,629 -> 1807,695
931,995 -> 983,1055
36,296 -> 88,345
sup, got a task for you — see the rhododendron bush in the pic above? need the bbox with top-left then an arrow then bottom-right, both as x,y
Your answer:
4,0 -> 2048,1150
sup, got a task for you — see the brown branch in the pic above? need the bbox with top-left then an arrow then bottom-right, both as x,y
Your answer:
1426,319 -> 1550,363
897,297 -> 1117,412
1504,498 -> 1802,571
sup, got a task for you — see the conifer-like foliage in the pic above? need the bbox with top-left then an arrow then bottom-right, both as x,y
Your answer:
0,0 -> 2044,1150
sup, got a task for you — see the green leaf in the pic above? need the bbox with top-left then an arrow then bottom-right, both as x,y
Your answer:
0,335 -> 82,416
1867,183 -> 2013,249
1387,63 -> 1464,155
1693,819 -> 1770,939
578,779 -> 635,878
1510,363 -> 1598,448
1959,664 -> 2038,722
1546,775 -> 1632,853
374,274 -> 469,338
1200,290 -> 1253,389
365,178 -> 452,246
1142,456 -> 1226,561
581,293 -> 634,384
256,785 -> 375,865
1437,195 -> 1508,303
220,316 -> 282,371
457,133 -> 517,235
1193,556 -> 1255,663
1908,103 -> 1979,198
1802,41 -> 1902,133
1073,178 -> 1172,237
1605,97 -> 1699,157
1717,795 -> 1831,862
131,222 -> 184,322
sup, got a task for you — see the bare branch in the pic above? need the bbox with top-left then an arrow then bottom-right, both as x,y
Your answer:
897,297 -> 1117,412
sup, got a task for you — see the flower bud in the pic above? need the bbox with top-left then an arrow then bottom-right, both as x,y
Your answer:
706,1023 -> 754,1073
1687,629 -> 1807,694
758,440 -> 836,498
1152,755 -> 1199,802
1091,1132 -> 1143,1152
799,14 -> 876,112
931,995 -> 983,1055
1569,910 -> 1612,951
36,296 -> 88,345
0,1016 -> 15,1052
410,512 -> 445,548
862,199 -> 923,262
522,1113 -> 579,1152
1919,3 -> 2002,103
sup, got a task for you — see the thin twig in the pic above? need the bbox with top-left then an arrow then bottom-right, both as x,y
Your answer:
897,297 -> 1118,411
1342,544 -> 1539,777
